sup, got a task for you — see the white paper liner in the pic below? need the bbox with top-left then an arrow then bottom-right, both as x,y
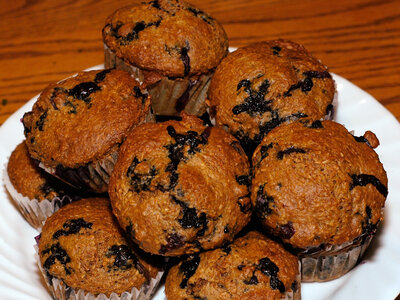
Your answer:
299,234 -> 373,282
3,167 -> 75,230
104,44 -> 212,117
35,245 -> 164,300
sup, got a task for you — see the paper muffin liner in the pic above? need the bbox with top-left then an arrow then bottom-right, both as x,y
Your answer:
3,167 -> 76,230
299,233 -> 374,282
39,148 -> 119,194
35,245 -> 164,300
104,44 -> 212,117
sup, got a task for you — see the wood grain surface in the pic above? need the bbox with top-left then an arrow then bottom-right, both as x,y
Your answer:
1,0 -> 399,125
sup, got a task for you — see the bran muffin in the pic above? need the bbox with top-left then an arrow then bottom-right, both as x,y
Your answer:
207,39 -> 336,155
4,141 -> 79,229
37,197 -> 163,299
165,231 -> 300,300
109,114 -> 251,256
103,0 -> 229,116
22,69 -> 153,193
251,120 -> 388,282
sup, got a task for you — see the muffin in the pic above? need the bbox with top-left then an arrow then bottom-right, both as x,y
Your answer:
22,69 -> 153,193
207,39 -> 336,155
37,197 -> 163,299
251,120 -> 388,282
102,0 -> 229,116
165,231 -> 300,299
109,114 -> 251,256
4,141 -> 79,229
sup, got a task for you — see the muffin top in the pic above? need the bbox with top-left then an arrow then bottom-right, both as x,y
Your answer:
38,197 -> 160,296
102,0 -> 228,78
109,114 -> 251,256
251,120 -> 388,250
207,39 -> 335,153
165,231 -> 300,300
22,69 -> 151,169
7,141 -> 71,201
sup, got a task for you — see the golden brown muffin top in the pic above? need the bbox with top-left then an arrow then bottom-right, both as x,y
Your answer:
38,198 -> 160,296
207,39 -> 335,153
22,69 -> 151,169
7,141 -> 66,201
109,114 -> 251,256
251,120 -> 388,249
102,0 -> 228,77
165,231 -> 300,300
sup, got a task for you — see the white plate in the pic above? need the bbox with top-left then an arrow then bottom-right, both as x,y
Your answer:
0,69 -> 400,300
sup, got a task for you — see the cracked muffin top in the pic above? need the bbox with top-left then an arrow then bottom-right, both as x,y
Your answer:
165,231 -> 300,300
102,0 -> 228,78
207,39 -> 335,154
7,141 -> 71,201
22,69 -> 151,169
251,120 -> 388,250
38,197 -> 161,296
109,114 -> 251,256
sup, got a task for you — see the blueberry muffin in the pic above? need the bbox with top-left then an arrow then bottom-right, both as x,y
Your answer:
4,141 -> 79,229
37,197 -> 163,299
207,39 -> 336,155
165,231 -> 300,299
22,69 -> 153,193
251,120 -> 388,281
109,114 -> 251,256
103,0 -> 229,116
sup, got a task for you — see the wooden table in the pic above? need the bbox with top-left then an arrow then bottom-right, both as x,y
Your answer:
0,0 -> 399,299
1,0 -> 399,126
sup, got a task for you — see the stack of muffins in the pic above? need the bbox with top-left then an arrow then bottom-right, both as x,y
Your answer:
3,0 -> 388,299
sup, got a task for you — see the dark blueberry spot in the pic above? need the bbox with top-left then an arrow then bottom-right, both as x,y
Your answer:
277,146 -> 306,160
303,70 -> 331,79
199,111 -> 213,127
64,100 -> 77,114
94,69 -> 111,83
125,222 -> 135,240
149,0 -> 160,9
126,157 -> 158,193
308,120 -> 324,129
172,196 -> 208,236
326,104 -> 334,117
42,242 -> 72,275
180,44 -> 191,77
30,137 -> 35,144
362,205 -> 378,237
256,142 -> 273,166
224,225 -> 230,234
366,205 -> 372,219
272,46 -> 281,56
52,218 -> 93,240
106,244 -> 138,271
179,254 -> 200,288
114,19 -> 162,44
68,82 -> 100,104
255,185 -> 274,216
301,77 -> 313,92
278,222 -> 295,239
237,264 -> 244,271
159,232 -> 184,254
36,111 -> 48,131
187,7 -> 214,25
258,257 -> 285,293
244,275 -> 259,285
233,79 -> 271,116
349,174 -> 388,197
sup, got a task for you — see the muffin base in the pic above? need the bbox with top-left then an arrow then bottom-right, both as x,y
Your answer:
3,168 -> 76,230
35,246 -> 164,300
104,44 -> 212,117
299,234 -> 373,282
